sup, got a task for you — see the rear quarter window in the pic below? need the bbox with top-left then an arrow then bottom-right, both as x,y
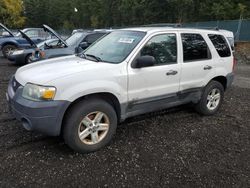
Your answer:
208,34 -> 231,57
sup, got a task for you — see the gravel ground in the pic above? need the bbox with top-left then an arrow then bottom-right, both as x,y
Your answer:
0,57 -> 249,187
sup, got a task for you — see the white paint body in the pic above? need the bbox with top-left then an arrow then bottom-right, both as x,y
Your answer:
15,27 -> 234,106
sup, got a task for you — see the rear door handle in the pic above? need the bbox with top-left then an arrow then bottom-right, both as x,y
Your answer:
204,65 -> 212,70
166,70 -> 178,76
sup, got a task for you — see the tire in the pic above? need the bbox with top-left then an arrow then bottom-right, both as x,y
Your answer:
195,80 -> 224,115
25,54 -> 33,64
2,45 -> 17,58
63,98 -> 117,153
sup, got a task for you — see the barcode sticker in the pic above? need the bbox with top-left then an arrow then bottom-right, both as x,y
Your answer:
118,38 -> 135,43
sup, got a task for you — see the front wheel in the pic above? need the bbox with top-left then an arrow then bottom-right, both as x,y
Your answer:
25,54 -> 33,64
63,98 -> 117,153
2,45 -> 17,58
195,81 -> 224,115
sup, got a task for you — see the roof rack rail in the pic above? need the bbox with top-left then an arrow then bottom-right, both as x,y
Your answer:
183,26 -> 220,30
141,23 -> 182,27
140,23 -> 221,30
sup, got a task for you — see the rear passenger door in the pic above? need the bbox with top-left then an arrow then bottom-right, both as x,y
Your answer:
180,33 -> 216,91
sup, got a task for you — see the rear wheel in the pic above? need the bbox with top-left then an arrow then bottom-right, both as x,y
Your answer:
63,98 -> 117,153
2,45 -> 17,58
195,81 -> 224,115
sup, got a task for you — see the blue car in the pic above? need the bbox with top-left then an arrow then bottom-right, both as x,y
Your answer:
0,23 -> 50,58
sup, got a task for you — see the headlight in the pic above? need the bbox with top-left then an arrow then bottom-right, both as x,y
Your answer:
22,83 -> 56,101
13,50 -> 24,55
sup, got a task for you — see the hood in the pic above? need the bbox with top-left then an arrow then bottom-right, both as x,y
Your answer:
0,23 -> 14,37
15,55 -> 100,85
43,24 -> 68,47
18,29 -> 37,47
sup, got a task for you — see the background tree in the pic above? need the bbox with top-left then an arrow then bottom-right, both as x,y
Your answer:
1,0 -> 249,29
0,0 -> 25,28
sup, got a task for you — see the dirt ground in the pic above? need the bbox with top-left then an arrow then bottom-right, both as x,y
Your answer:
0,56 -> 249,187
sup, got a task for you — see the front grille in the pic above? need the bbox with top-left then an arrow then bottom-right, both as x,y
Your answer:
12,77 -> 21,93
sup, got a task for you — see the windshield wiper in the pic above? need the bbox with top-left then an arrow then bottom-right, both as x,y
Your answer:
77,53 -> 86,59
85,54 -> 102,62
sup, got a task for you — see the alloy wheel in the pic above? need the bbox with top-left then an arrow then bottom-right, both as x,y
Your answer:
78,111 -> 110,145
206,88 -> 221,111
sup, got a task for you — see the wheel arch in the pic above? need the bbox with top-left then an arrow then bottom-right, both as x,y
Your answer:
211,76 -> 227,90
2,41 -> 18,48
61,92 -> 122,135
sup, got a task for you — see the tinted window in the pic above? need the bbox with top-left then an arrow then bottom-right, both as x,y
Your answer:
140,34 -> 177,65
84,33 -> 106,44
208,34 -> 231,57
181,33 -> 211,62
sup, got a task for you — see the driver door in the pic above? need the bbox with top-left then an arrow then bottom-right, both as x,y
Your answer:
127,32 -> 181,109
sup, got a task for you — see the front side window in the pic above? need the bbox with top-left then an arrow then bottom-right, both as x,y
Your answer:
84,31 -> 146,63
140,33 -> 177,65
208,34 -> 231,57
181,33 -> 211,62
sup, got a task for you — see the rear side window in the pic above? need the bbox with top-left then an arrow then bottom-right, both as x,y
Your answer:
208,34 -> 231,57
181,33 -> 211,62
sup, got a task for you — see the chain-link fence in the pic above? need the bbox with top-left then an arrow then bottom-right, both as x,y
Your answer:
182,19 -> 250,42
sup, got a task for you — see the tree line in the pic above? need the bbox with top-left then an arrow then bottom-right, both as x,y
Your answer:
0,0 -> 250,29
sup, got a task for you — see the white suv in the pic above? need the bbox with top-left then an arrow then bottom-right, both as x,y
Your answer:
7,27 -> 235,153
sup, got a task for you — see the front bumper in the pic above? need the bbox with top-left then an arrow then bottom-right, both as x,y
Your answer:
7,77 -> 70,136
8,53 -> 27,64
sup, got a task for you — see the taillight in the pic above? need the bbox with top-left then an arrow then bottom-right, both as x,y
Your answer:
233,57 -> 237,72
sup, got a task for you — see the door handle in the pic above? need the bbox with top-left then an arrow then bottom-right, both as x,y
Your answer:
204,65 -> 212,70
166,70 -> 178,76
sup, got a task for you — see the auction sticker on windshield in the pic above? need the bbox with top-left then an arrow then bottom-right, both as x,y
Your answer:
118,38 -> 135,43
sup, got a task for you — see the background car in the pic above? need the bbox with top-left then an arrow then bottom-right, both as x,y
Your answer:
8,37 -> 59,65
31,25 -> 109,62
0,23 -> 51,58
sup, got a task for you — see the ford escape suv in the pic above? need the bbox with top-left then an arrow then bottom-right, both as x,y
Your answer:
7,27 -> 235,153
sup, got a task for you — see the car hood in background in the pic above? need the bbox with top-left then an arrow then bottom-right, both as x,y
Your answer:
43,24 -> 68,47
18,30 -> 37,47
0,23 -> 15,37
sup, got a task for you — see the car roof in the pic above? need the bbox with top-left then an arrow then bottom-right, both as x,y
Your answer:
74,30 -> 110,35
121,27 -> 226,35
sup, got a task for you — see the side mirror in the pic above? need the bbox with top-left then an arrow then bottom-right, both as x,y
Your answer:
79,42 -> 89,49
132,55 -> 156,68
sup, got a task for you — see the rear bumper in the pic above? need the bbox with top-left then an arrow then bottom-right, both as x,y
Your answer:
7,78 -> 70,136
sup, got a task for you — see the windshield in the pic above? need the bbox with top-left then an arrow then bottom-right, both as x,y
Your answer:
66,32 -> 85,46
83,31 -> 146,63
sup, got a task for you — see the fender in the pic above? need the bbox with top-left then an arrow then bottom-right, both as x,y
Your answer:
54,80 -> 127,105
